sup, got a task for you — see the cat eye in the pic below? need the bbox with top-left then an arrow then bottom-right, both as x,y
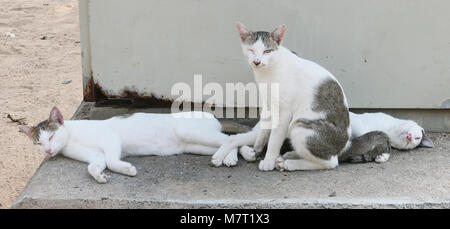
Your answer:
35,142 -> 42,146
49,134 -> 55,141
248,49 -> 255,53
264,49 -> 274,54
415,137 -> 421,140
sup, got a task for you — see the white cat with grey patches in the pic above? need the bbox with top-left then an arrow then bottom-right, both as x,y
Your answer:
350,112 -> 434,150
212,23 -> 391,171
19,107 -> 253,183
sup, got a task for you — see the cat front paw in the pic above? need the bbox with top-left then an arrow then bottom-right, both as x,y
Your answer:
123,165 -> 137,176
375,153 -> 390,163
276,156 -> 285,171
94,172 -> 108,184
259,158 -> 276,171
239,146 -> 256,162
211,155 -> 223,167
223,152 -> 238,167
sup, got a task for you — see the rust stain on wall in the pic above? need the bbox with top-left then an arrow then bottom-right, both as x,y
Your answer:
83,74 -> 201,108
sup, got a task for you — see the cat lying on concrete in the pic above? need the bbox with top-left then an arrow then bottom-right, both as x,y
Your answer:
19,107 -> 253,183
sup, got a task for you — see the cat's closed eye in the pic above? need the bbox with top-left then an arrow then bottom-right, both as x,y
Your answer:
248,49 -> 255,53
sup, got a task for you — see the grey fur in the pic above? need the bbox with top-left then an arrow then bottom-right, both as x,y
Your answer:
30,120 -> 59,144
420,129 -> 435,148
292,79 -> 350,160
338,131 -> 391,163
244,31 -> 279,50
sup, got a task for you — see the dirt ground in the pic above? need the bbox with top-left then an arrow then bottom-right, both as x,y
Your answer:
0,0 -> 82,208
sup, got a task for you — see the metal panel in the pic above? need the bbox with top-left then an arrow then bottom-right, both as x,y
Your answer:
80,0 -> 450,109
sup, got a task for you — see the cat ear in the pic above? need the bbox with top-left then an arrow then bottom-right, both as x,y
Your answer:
271,24 -> 287,45
48,107 -> 64,125
237,22 -> 250,42
420,129 -> 434,148
19,125 -> 33,139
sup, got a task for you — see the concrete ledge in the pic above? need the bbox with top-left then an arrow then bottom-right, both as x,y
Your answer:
13,133 -> 450,209
12,103 -> 450,209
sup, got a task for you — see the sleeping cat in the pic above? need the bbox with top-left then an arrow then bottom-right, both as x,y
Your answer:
19,107 -> 251,183
211,23 -> 391,171
350,112 -> 434,150
212,113 -> 432,167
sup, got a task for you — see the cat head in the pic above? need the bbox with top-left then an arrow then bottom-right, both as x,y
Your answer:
237,23 -> 286,69
391,121 -> 434,150
18,107 -> 69,157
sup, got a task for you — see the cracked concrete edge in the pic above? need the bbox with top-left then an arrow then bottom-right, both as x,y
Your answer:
70,101 -> 95,120
12,196 -> 450,209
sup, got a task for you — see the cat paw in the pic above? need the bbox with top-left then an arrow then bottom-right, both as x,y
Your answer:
240,146 -> 256,162
259,159 -> 276,171
223,152 -> 238,167
211,155 -> 223,167
276,156 -> 285,171
123,165 -> 137,176
375,153 -> 390,163
94,172 -> 108,184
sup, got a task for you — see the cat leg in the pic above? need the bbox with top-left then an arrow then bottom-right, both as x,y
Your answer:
88,160 -> 108,184
259,112 -> 291,171
64,145 -> 109,183
177,128 -> 229,148
375,153 -> 390,163
239,146 -> 257,162
282,151 -> 302,160
85,152 -> 108,183
106,159 -> 137,177
103,141 -> 137,177
254,129 -> 270,155
276,158 -> 329,171
277,151 -> 338,171
223,148 -> 239,167
211,130 -> 259,167
184,144 -> 218,155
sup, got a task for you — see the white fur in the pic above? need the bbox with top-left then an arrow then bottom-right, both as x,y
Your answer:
211,123 -> 259,167
350,112 -> 425,150
29,111 -> 239,183
375,153 -> 390,163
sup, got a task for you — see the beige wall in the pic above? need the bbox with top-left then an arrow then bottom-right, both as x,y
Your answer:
80,0 -> 450,109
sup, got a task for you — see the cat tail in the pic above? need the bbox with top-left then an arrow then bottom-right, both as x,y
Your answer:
338,131 -> 391,163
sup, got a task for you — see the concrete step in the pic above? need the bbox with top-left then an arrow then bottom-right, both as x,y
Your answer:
12,103 -> 450,209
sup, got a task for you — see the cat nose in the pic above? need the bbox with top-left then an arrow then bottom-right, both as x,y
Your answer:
45,149 -> 51,154
406,133 -> 412,141
253,60 -> 261,66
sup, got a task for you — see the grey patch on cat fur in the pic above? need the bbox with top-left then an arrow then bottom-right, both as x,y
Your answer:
244,31 -> 278,50
291,79 -> 349,160
338,131 -> 390,163
31,120 -> 59,143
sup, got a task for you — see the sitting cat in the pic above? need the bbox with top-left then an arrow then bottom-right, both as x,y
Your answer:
19,107 -> 251,183
350,112 -> 434,150
211,23 -> 391,171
